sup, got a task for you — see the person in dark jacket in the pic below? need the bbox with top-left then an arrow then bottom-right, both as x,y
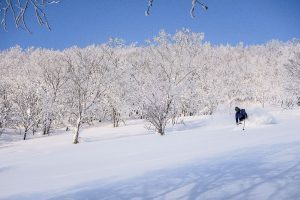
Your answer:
235,107 -> 248,125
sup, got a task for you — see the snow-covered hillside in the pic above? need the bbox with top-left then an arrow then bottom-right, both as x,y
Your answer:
0,107 -> 300,200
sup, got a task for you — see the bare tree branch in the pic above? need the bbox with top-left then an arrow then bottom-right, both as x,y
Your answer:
0,0 -> 58,32
190,0 -> 208,18
145,0 -> 153,16
145,0 -> 208,18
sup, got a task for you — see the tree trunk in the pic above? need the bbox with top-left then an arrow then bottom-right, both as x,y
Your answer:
32,128 -> 36,135
47,123 -> 51,136
23,128 -> 28,140
73,117 -> 81,144
172,117 -> 175,125
112,108 -> 120,128
46,119 -> 52,135
43,119 -> 52,135
113,108 -> 116,127
43,126 -> 47,135
158,125 -> 165,136
262,93 -> 265,108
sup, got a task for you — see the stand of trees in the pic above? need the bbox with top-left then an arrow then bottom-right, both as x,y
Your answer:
0,30 -> 299,141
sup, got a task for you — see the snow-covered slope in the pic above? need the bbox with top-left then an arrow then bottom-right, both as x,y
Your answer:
0,108 -> 300,200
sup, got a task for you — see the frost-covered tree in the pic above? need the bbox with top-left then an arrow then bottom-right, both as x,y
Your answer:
0,47 -> 37,139
0,53 -> 12,135
63,46 -> 108,144
102,41 -> 130,127
11,63 -> 42,140
285,51 -> 300,105
129,29 -> 205,135
0,80 -> 12,135
13,84 -> 41,140
29,49 -> 67,135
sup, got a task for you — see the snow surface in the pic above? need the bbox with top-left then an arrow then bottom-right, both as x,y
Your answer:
247,107 -> 277,125
0,107 -> 300,200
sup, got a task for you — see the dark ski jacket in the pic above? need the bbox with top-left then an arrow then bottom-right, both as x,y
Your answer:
235,108 -> 248,124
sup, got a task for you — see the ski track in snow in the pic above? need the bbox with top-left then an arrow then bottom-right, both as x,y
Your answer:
0,108 -> 300,200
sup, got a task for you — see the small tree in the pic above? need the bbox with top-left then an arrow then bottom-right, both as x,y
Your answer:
13,82 -> 41,140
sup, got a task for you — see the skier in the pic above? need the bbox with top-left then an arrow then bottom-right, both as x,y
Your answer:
235,107 -> 248,125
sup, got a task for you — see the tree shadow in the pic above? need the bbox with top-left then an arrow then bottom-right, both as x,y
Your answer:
0,165 -> 12,173
4,142 -> 300,200
166,120 -> 208,133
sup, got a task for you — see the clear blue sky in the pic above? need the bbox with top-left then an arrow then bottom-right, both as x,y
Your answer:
1,0 -> 300,50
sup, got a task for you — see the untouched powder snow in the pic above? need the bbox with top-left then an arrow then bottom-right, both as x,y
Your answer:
0,107 -> 300,200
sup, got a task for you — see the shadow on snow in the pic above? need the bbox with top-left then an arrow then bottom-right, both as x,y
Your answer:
4,142 -> 300,200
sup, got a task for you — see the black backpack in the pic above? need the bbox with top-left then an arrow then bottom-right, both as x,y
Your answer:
240,109 -> 248,119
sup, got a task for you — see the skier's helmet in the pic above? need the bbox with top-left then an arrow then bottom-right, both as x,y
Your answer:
235,107 -> 240,112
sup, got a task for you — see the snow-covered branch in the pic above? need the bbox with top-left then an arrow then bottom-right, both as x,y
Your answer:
145,0 -> 208,18
0,0 -> 58,32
